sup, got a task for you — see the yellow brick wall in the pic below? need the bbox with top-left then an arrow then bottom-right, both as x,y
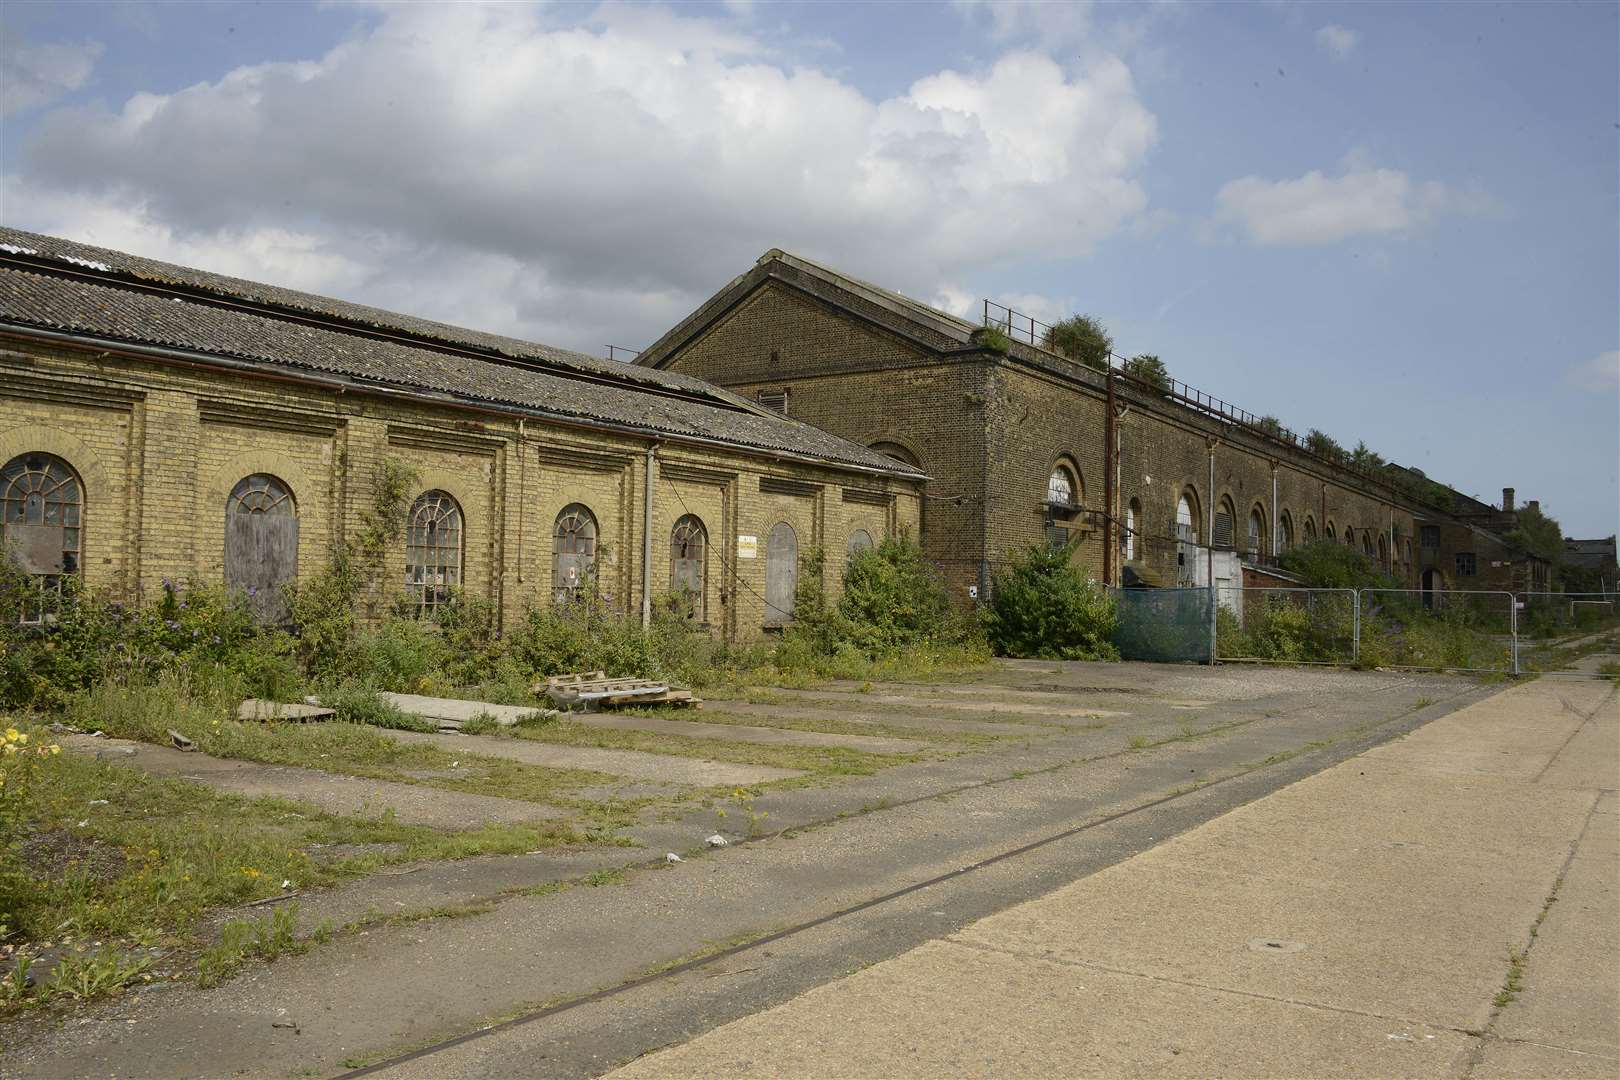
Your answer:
0,341 -> 921,639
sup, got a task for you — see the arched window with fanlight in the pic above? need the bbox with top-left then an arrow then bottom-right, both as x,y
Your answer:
1279,511 -> 1294,553
670,514 -> 707,620
1121,498 -> 1141,561
406,490 -> 463,616
1247,506 -> 1266,560
1046,465 -> 1078,511
225,473 -> 297,622
553,504 -> 598,606
2,453 -> 83,623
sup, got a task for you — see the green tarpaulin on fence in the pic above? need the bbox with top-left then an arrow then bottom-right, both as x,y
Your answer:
1112,586 -> 1213,664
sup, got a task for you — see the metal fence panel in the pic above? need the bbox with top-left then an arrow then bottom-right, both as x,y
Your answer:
1516,592 -> 1620,676
1357,588 -> 1516,674
1216,588 -> 1357,665
1112,586 -> 1213,664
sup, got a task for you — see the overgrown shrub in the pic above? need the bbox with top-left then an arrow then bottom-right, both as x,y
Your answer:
1123,354 -> 1171,394
1042,314 -> 1113,372
986,543 -> 1119,660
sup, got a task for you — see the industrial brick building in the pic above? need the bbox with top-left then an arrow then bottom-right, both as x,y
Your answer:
0,229 -> 923,639
637,249 -> 1549,603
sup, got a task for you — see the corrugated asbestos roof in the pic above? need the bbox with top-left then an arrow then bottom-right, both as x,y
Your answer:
0,228 -> 921,478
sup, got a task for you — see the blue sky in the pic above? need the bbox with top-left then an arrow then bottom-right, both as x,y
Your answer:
2,0 -> 1616,535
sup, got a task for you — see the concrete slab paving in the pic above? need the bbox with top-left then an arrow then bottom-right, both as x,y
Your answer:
385,729 -> 806,787
770,685 -> 1128,720
609,939 -> 1474,1080
606,675 -> 1617,1080
707,699 -> 1060,737
376,692 -> 552,726
1471,1039 -> 1620,1078
569,712 -> 930,754
60,734 -> 565,829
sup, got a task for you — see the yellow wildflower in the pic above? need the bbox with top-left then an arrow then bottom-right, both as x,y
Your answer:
4,728 -> 18,742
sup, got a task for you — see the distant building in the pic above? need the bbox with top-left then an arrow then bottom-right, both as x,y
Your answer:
638,248 -> 1551,602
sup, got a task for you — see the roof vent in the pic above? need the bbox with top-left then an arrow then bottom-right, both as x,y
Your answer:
757,389 -> 789,415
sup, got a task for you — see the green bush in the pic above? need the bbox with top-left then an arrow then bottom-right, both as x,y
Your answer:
1042,314 -> 1113,372
1123,354 -> 1171,394
986,543 -> 1119,660
835,536 -> 956,654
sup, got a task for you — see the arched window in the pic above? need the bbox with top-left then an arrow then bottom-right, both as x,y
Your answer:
1122,498 -> 1141,561
1303,515 -> 1316,542
1345,527 -> 1356,548
1047,464 -> 1078,512
1364,532 -> 1376,558
225,473 -> 297,622
847,529 -> 874,559
2,453 -> 83,623
1325,521 -> 1336,540
406,490 -> 462,615
764,521 -> 798,627
1404,538 -> 1413,567
553,504 -> 598,605
1175,492 -> 1199,543
670,514 -> 707,620
1279,512 -> 1294,553
1377,533 -> 1389,566
1247,506 -> 1265,559
1214,496 -> 1236,550
869,441 -> 920,470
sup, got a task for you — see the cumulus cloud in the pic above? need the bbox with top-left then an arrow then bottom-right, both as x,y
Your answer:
1315,24 -> 1360,60
1567,350 -> 1620,392
1213,157 -> 1487,246
2,4 -> 1157,352
1,36 -> 103,116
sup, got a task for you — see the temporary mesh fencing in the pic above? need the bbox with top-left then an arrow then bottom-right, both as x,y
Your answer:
1216,588 -> 1357,666
1111,586 -> 1214,664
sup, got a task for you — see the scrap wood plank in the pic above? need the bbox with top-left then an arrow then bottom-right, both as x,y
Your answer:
538,671 -> 699,709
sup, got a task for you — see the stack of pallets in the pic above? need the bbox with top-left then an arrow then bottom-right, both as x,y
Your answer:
539,671 -> 700,710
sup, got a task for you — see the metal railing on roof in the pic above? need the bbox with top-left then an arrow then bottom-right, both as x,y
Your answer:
605,345 -> 642,363
982,298 -> 1315,455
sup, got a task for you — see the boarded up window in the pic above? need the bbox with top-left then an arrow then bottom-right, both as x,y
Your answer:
847,529 -> 874,560
553,504 -> 598,606
1247,509 -> 1264,556
764,521 -> 798,627
407,490 -> 463,616
225,473 -> 297,623
670,514 -> 706,620
1213,510 -> 1233,550
2,453 -> 82,624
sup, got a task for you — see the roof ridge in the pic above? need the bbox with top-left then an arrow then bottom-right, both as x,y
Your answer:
0,224 -> 774,415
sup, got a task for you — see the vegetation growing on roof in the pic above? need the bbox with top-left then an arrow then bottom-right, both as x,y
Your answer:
974,323 -> 1011,354
1123,354 -> 1171,394
1041,314 -> 1113,373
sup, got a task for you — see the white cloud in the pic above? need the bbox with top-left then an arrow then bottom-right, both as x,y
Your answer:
1567,350 -> 1620,392
4,4 -> 1158,351
0,37 -> 103,116
1213,157 -> 1487,246
1315,24 -> 1360,60
952,0 -> 1095,47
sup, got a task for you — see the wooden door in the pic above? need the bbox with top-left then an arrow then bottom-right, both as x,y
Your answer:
764,521 -> 797,627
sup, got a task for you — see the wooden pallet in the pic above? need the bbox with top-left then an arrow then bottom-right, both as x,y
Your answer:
538,671 -> 700,709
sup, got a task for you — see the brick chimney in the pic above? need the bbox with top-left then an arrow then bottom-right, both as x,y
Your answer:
1528,500 -> 1540,514
1502,487 -> 1515,511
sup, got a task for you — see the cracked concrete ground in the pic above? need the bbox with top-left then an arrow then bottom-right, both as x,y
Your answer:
605,676 -> 1619,1080
5,661 -> 1521,1079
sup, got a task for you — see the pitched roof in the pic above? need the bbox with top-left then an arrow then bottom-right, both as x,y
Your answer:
636,247 -> 1103,385
0,228 -> 922,478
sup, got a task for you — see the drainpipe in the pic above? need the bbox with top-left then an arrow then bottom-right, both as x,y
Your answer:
1207,441 -> 1217,665
1270,463 -> 1279,561
641,442 -> 656,628
1104,369 -> 1115,585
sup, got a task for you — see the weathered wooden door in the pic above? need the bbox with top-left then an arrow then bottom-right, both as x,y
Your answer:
764,521 -> 797,627
225,474 -> 297,623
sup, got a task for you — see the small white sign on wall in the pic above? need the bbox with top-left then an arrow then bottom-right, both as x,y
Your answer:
737,534 -> 758,559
